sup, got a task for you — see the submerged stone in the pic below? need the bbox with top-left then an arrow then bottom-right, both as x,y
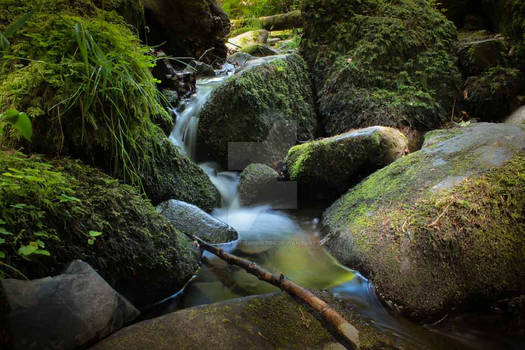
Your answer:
321,123 -> 525,318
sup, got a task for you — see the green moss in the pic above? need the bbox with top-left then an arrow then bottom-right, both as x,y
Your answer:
300,0 -> 461,134
285,127 -> 407,195
240,43 -> 275,56
323,126 -> 525,317
198,54 -> 317,166
0,150 -> 199,305
0,0 -> 170,188
464,66 -> 524,121
367,154 -> 525,314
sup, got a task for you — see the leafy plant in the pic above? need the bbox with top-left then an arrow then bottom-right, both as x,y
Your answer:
0,152 -> 75,279
87,230 -> 102,245
0,8 -> 170,190
0,10 -> 33,55
0,109 -> 32,141
220,0 -> 299,19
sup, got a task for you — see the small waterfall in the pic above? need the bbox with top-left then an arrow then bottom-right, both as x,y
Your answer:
169,64 -> 234,160
168,64 -> 240,209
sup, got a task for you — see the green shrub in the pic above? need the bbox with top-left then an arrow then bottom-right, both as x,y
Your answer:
220,0 -> 299,19
0,0 -> 170,188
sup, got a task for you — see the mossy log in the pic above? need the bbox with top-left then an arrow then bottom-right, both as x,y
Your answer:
231,10 -> 302,31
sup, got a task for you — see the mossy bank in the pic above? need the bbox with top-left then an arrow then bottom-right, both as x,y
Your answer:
0,151 -> 199,306
0,0 -> 220,209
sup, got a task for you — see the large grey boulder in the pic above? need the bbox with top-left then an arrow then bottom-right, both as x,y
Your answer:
321,123 -> 525,318
1,260 -> 139,350
197,54 -> 317,168
90,292 -> 459,350
157,200 -> 238,244
285,126 -> 408,197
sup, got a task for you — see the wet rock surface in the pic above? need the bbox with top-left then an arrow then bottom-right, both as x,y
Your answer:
90,292 -> 460,350
238,163 -> 280,206
1,260 -> 139,350
157,199 -> 238,244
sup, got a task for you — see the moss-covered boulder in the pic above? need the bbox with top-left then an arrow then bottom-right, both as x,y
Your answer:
197,54 -> 317,167
238,163 -> 280,206
300,0 -> 461,135
91,292 -> 461,349
241,44 -> 278,57
321,123 -> 525,318
455,30 -> 525,122
458,36 -> 508,76
463,66 -> 524,122
143,138 -> 220,209
285,126 -> 408,198
441,0 -> 525,62
0,0 -> 220,209
0,151 -> 199,306
143,0 -> 230,64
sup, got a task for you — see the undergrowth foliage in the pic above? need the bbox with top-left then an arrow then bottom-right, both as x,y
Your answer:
0,151 -> 81,279
0,0 -> 170,187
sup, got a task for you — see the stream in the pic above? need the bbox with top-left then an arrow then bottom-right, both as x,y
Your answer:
163,65 -> 521,350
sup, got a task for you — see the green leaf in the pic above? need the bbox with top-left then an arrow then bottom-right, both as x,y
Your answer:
1,109 -> 18,119
0,238 -> 5,244
58,193 -> 81,203
87,238 -> 95,245
0,227 -> 13,235
0,32 -> 9,52
33,249 -> 50,256
4,11 -> 33,38
12,112 -> 32,141
0,251 -> 5,259
10,203 -> 27,209
36,240 -> 45,248
89,231 -> 102,237
18,245 -> 38,256
0,219 -> 6,224
0,109 -> 32,141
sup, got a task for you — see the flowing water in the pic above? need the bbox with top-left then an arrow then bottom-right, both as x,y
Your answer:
165,66 -> 522,350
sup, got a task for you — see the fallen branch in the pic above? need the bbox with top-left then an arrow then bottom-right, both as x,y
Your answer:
185,233 -> 360,349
